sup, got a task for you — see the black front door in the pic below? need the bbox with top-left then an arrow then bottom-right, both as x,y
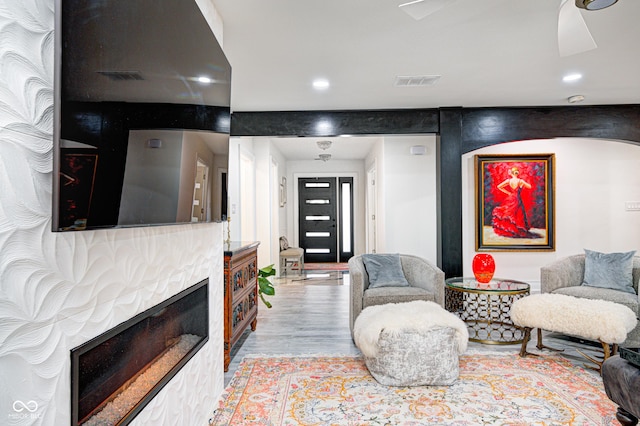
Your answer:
298,177 -> 338,262
298,177 -> 354,263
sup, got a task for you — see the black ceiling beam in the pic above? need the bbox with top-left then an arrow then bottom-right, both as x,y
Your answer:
230,109 -> 440,137
459,105 -> 640,153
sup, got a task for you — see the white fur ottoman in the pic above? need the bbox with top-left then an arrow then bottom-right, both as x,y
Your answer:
353,300 -> 468,386
510,293 -> 637,371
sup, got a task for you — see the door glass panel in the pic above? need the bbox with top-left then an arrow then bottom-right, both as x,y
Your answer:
306,248 -> 331,254
306,232 -> 330,237
341,182 -> 352,253
305,215 -> 330,221
306,199 -> 330,204
305,183 -> 330,188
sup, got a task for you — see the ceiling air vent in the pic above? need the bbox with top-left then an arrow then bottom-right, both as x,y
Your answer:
97,71 -> 144,81
394,75 -> 441,87
394,75 -> 442,87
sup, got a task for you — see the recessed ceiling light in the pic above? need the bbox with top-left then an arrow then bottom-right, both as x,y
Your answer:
563,73 -> 583,82
315,119 -> 333,134
312,79 -> 330,90
197,76 -> 212,84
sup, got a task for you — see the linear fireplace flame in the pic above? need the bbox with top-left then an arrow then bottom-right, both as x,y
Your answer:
71,279 -> 209,426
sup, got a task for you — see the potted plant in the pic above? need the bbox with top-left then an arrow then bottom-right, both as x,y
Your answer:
258,264 -> 276,308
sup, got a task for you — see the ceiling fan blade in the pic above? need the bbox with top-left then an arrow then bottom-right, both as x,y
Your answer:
398,0 -> 453,21
558,0 -> 597,57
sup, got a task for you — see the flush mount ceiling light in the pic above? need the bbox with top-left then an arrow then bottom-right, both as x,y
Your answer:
316,140 -> 332,150
568,94 -> 586,103
575,0 -> 618,10
317,154 -> 331,162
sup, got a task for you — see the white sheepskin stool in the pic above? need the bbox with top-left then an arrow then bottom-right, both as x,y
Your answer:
353,300 -> 468,386
511,293 -> 637,372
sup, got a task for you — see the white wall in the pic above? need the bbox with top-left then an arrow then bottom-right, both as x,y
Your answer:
0,1 -> 226,424
462,138 -> 640,287
253,139 -> 273,267
363,135 -> 438,262
380,135 -> 438,263
228,136 -> 286,268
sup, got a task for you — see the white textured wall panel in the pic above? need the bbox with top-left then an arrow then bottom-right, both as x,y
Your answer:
0,0 -> 225,425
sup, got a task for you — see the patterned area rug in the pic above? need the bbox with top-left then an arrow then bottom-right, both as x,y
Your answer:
213,353 -> 618,425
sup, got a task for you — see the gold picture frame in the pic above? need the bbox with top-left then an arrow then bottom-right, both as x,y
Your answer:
475,153 -> 555,251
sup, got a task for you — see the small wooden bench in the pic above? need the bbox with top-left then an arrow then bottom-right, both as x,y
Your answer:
510,293 -> 637,372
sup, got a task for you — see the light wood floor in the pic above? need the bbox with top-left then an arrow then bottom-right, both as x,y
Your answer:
224,270 -> 605,385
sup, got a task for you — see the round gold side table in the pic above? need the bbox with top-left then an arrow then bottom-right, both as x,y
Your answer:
445,277 -> 530,345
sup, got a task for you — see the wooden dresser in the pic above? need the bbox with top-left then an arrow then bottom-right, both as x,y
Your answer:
223,241 -> 260,371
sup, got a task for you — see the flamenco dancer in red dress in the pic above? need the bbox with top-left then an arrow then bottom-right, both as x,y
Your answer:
492,166 -> 536,238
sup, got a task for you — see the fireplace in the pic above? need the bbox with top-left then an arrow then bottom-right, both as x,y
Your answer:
71,279 -> 209,426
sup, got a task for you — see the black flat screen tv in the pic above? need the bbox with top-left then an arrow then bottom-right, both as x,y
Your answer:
53,0 -> 231,231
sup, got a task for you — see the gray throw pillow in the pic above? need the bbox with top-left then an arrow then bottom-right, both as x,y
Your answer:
362,253 -> 410,288
582,249 -> 636,294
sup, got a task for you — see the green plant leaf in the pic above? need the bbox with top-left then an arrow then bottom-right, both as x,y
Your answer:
259,281 -> 275,296
258,264 -> 276,278
257,264 -> 276,308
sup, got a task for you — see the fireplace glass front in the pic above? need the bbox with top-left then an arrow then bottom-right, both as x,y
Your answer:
71,279 -> 208,425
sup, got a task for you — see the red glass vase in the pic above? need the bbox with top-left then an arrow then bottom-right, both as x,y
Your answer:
472,254 -> 495,283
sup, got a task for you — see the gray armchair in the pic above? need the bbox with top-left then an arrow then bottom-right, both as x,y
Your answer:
541,254 -> 640,347
349,253 -> 445,337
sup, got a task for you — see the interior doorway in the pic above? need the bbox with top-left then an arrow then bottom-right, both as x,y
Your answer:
298,177 -> 354,263
191,159 -> 209,222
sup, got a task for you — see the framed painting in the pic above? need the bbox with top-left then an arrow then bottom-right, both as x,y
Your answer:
475,153 -> 555,251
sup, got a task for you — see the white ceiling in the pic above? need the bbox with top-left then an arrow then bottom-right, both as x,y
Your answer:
212,0 -> 640,112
